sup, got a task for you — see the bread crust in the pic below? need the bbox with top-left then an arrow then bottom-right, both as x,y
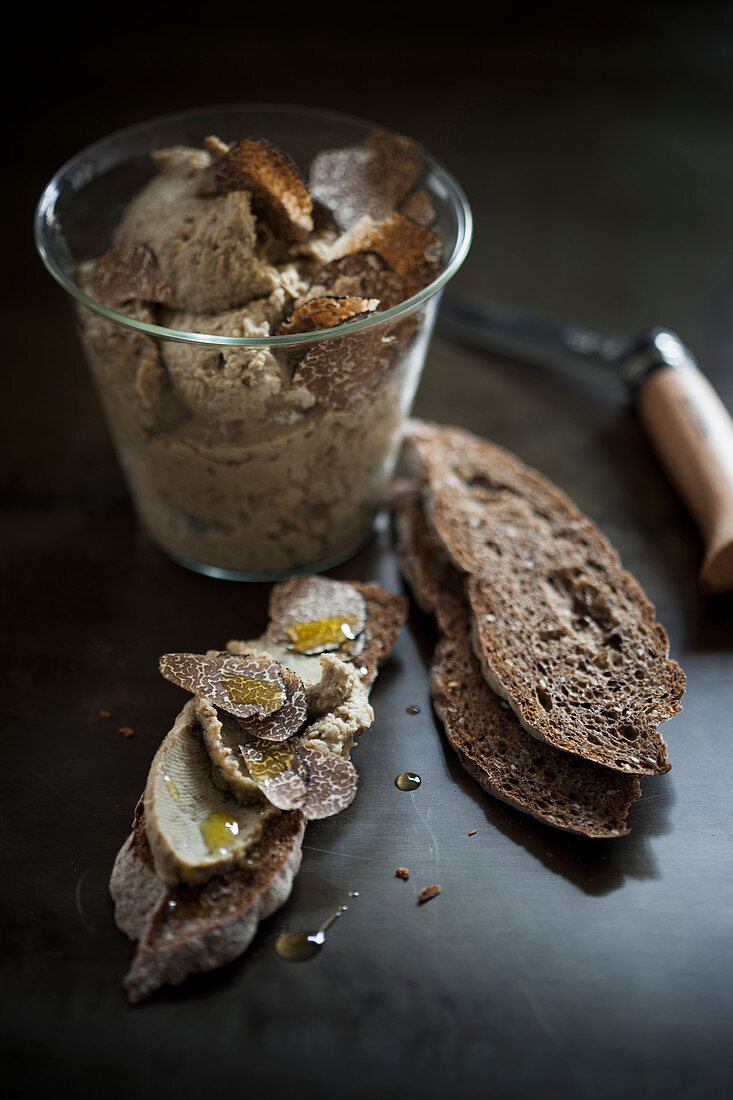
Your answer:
392,483 -> 642,838
402,421 -> 684,775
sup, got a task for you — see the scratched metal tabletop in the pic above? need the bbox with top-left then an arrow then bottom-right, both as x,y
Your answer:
3,7 -> 733,1098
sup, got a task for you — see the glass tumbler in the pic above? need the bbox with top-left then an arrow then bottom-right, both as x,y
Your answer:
34,105 -> 472,580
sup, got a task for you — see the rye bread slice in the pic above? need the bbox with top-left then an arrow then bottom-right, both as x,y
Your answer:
392,484 -> 642,837
351,580 -> 408,689
402,421 -> 685,776
110,795 -> 305,1004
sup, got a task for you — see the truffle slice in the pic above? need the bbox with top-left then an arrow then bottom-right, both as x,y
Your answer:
267,576 -> 368,657
236,665 -> 308,742
93,243 -> 172,305
308,129 -> 424,230
278,294 -> 379,336
213,137 -> 313,242
303,252 -> 406,312
292,325 -> 395,411
241,739 -> 358,820
159,653 -> 286,720
332,212 -> 443,299
240,739 -> 308,811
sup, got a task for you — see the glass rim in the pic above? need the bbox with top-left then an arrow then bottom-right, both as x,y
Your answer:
33,102 -> 473,348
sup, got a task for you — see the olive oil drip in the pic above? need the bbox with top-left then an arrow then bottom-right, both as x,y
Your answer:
167,895 -> 212,921
199,811 -> 240,855
163,773 -> 180,799
285,615 -> 359,654
275,903 -> 351,962
395,772 -> 422,791
221,676 -> 285,714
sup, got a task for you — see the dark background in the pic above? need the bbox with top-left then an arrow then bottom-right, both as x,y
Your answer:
3,3 -> 733,1098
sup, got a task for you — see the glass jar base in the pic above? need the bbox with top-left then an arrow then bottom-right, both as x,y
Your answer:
163,535 -> 372,583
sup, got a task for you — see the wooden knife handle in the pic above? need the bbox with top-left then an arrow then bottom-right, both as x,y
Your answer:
636,360 -> 733,594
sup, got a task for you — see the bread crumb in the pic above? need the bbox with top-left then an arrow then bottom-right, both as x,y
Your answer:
468,829 -> 477,836
417,884 -> 441,905
99,710 -> 111,719
395,867 -> 410,881
118,726 -> 135,738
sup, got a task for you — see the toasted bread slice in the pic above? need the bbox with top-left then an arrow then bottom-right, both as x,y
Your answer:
402,421 -> 684,775
393,483 -> 642,837
110,578 -> 406,1002
111,790 -> 305,1005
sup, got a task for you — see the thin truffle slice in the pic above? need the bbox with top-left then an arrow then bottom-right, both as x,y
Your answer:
308,129 -> 424,231
93,243 -> 173,305
392,484 -> 642,838
403,421 -> 685,776
298,743 -> 358,819
303,252 -> 407,312
293,324 -> 395,411
240,740 -> 308,811
241,739 -> 358,820
278,295 -> 379,336
332,212 -> 442,299
213,137 -> 313,242
268,576 -> 368,657
236,665 -> 308,741
159,653 -> 286,719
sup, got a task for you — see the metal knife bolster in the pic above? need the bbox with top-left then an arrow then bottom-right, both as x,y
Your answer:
620,328 -> 700,388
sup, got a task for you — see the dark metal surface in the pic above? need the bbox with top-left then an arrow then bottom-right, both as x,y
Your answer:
3,6 -> 733,1099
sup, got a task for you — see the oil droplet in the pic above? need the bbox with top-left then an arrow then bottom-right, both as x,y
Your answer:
167,895 -> 212,921
163,773 -> 180,800
406,705 -> 421,715
199,812 -> 240,855
275,905 -> 348,962
285,615 -> 360,654
348,891 -> 359,898
395,772 -> 422,791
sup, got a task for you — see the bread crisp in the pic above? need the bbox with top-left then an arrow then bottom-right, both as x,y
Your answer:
392,484 -> 642,838
402,421 -> 685,776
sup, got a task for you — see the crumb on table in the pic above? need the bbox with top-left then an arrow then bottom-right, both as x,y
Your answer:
395,867 -> 410,881
118,726 -> 135,738
417,884 -> 441,905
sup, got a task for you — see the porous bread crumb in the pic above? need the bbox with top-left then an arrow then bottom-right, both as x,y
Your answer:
395,867 -> 410,881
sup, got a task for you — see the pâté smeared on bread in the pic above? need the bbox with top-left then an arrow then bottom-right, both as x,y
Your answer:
110,576 -> 407,1003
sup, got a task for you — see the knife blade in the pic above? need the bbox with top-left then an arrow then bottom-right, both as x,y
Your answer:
437,293 -> 733,595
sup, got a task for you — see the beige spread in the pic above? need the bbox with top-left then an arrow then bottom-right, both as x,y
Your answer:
76,140 -> 434,574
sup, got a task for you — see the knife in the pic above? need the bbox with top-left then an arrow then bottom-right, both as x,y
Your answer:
437,293 -> 733,595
